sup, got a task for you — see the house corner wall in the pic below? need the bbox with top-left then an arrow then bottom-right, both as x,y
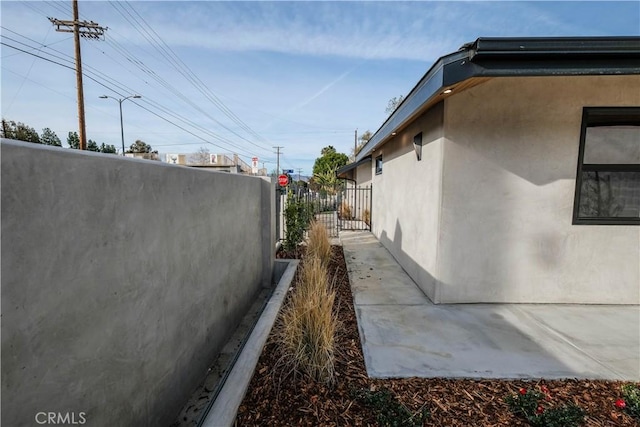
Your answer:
438,75 -> 640,303
370,103 -> 445,302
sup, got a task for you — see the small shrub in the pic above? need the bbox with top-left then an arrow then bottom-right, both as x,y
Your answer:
363,209 -> 371,227
307,221 -> 332,267
352,387 -> 429,427
284,191 -> 310,251
277,258 -> 337,384
620,383 -> 640,419
506,387 -> 585,427
339,201 -> 353,220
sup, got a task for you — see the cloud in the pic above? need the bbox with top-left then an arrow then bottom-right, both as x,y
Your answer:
120,1 -> 465,62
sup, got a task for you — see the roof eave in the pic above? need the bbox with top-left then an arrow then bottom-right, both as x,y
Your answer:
336,155 -> 372,179
355,50 -> 467,162
356,36 -> 640,163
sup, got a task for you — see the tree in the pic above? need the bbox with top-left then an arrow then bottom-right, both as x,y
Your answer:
67,131 -> 80,149
189,146 -> 210,165
312,145 -> 349,178
128,139 -> 157,154
1,119 -> 40,143
312,146 -> 348,195
100,143 -> 117,154
67,132 -> 116,154
41,128 -> 62,146
87,139 -> 99,152
313,168 -> 342,195
385,95 -> 405,116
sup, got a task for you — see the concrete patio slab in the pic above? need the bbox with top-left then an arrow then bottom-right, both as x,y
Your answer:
341,231 -> 640,381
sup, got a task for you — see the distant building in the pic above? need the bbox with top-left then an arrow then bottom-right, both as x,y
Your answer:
125,152 -> 160,161
164,152 -> 254,174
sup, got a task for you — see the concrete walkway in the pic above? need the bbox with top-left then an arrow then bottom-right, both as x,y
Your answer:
341,231 -> 640,381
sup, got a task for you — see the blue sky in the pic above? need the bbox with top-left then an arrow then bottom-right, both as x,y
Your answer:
2,1 -> 639,175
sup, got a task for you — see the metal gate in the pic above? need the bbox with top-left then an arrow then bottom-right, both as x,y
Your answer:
276,187 -> 340,241
276,185 -> 372,242
304,191 -> 339,237
338,185 -> 372,232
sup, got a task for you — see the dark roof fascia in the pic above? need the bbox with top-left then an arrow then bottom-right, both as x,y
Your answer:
470,36 -> 640,60
336,155 -> 372,178
356,36 -> 640,162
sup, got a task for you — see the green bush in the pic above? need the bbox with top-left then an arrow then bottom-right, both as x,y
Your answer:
505,387 -> 585,427
621,383 -> 640,419
283,191 -> 311,251
352,388 -> 429,427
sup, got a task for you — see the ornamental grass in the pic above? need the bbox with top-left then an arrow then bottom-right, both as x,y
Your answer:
276,257 -> 337,385
306,221 -> 332,268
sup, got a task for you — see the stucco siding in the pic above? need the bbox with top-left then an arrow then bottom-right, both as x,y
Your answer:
356,162 -> 372,187
439,75 -> 640,303
372,104 -> 444,300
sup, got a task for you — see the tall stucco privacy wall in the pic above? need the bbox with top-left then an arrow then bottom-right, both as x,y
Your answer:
1,140 -> 275,426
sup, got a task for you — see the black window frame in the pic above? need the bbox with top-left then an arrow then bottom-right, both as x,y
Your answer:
572,106 -> 640,225
375,154 -> 383,175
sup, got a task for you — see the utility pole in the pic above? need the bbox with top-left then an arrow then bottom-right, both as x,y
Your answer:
50,0 -> 106,150
296,168 -> 303,183
273,146 -> 283,176
354,129 -> 358,160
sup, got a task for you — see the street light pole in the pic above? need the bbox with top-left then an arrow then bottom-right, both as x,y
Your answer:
99,94 -> 141,156
119,101 -> 124,156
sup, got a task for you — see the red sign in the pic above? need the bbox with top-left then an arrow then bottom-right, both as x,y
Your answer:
278,174 -> 289,187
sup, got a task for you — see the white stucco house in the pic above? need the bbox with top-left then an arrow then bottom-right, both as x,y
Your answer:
338,36 -> 639,304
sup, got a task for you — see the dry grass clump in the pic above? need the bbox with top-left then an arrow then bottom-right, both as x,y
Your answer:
306,221 -> 332,267
339,201 -> 353,220
363,209 -> 371,227
277,257 -> 337,384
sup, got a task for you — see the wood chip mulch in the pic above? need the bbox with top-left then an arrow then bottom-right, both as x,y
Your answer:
235,246 -> 639,426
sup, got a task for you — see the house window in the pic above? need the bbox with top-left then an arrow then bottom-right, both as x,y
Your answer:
573,107 -> 640,225
375,155 -> 383,175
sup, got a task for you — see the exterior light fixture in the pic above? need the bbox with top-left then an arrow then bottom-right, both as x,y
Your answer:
391,132 -> 397,136
413,132 -> 423,161
443,88 -> 453,94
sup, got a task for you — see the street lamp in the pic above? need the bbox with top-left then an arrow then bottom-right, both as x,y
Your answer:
99,94 -> 141,156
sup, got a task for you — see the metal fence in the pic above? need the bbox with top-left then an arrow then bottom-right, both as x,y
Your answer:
338,185 -> 372,232
276,185 -> 372,243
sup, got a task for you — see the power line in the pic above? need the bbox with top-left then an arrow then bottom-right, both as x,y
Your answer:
15,2 -> 274,157
110,1 -> 274,151
2,28 -> 275,159
49,0 -> 107,150
105,1 -> 273,154
1,41 -> 268,160
9,3 -> 279,161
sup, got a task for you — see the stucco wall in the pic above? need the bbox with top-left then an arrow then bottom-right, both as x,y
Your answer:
1,140 -> 275,426
371,103 -> 444,299
369,75 -> 639,304
438,75 -> 639,303
356,161 -> 372,187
